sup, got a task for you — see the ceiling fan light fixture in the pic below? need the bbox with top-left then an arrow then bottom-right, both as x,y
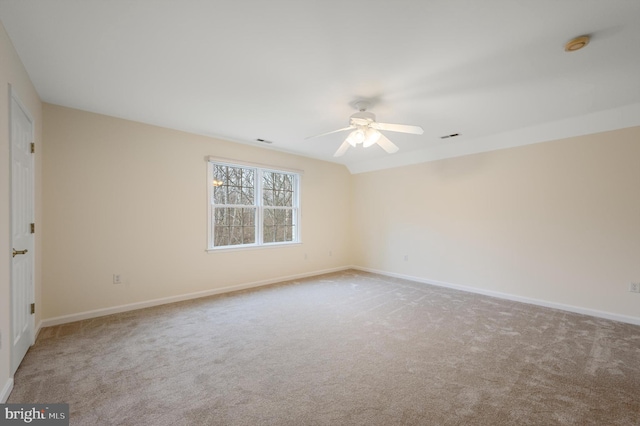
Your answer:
346,129 -> 365,146
345,130 -> 358,147
363,128 -> 381,147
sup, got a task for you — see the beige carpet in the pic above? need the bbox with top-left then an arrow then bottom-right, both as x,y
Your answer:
8,270 -> 640,425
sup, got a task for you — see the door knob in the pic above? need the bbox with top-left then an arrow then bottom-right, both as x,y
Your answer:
12,249 -> 28,257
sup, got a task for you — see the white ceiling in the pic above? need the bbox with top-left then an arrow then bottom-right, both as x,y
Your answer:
1,0 -> 640,173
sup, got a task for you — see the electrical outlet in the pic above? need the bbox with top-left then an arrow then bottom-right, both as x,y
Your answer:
328,250 -> 332,257
630,283 -> 640,293
113,274 -> 122,284
304,253 -> 308,260
403,255 -> 409,261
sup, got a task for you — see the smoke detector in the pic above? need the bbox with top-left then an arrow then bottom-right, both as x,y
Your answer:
564,35 -> 590,52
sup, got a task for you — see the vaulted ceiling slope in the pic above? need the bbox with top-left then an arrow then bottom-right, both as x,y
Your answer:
1,1 -> 639,173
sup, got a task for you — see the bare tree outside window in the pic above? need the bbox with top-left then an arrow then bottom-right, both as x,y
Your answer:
209,162 -> 299,249
263,171 -> 295,243
212,165 -> 256,247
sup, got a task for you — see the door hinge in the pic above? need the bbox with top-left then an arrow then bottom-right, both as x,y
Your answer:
30,223 -> 35,234
30,142 -> 35,154
30,303 -> 35,315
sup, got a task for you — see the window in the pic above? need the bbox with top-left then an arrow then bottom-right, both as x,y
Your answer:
208,159 -> 300,249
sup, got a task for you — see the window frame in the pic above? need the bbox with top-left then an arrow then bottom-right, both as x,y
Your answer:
207,158 -> 301,251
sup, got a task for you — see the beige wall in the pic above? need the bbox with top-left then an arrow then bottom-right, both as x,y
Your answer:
42,104 -> 352,319
0,22 -> 43,398
352,126 -> 640,321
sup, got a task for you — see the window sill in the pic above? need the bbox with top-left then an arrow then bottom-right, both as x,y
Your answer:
206,242 -> 302,253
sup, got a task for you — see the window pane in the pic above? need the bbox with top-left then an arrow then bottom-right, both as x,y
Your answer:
214,207 -> 256,246
242,208 -> 255,226
214,218 -> 230,246
228,167 -> 240,186
229,226 -> 242,245
263,208 -> 275,227
263,225 -> 275,243
212,165 -> 228,204
241,186 -> 254,205
213,165 -> 254,206
283,174 -> 292,191
263,188 -> 274,206
214,207 -> 227,225
242,170 -> 254,188
263,208 -> 295,243
263,172 -> 273,190
228,186 -> 241,204
263,171 -> 294,207
286,223 -> 293,241
243,226 -> 255,244
213,185 -> 226,204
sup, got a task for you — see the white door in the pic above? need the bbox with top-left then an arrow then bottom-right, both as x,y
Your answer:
10,86 -> 35,375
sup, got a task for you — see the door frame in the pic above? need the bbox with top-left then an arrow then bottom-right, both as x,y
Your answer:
9,84 -> 36,374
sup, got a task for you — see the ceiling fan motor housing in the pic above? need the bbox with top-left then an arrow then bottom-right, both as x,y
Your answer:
350,111 -> 376,126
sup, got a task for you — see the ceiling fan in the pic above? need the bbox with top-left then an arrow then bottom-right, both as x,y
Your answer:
307,102 -> 424,157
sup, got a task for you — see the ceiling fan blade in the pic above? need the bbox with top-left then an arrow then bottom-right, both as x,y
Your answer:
376,133 -> 399,154
333,140 -> 351,157
305,126 -> 354,140
371,122 -> 424,135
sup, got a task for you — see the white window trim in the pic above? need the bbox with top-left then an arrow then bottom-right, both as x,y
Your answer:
207,158 -> 302,251
207,156 -> 304,175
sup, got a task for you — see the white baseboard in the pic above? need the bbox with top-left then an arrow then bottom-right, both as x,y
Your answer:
1,378 -> 13,403
35,320 -> 43,340
41,266 -> 351,327
352,266 -> 640,326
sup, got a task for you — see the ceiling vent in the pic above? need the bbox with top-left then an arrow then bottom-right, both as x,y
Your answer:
440,133 -> 460,139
